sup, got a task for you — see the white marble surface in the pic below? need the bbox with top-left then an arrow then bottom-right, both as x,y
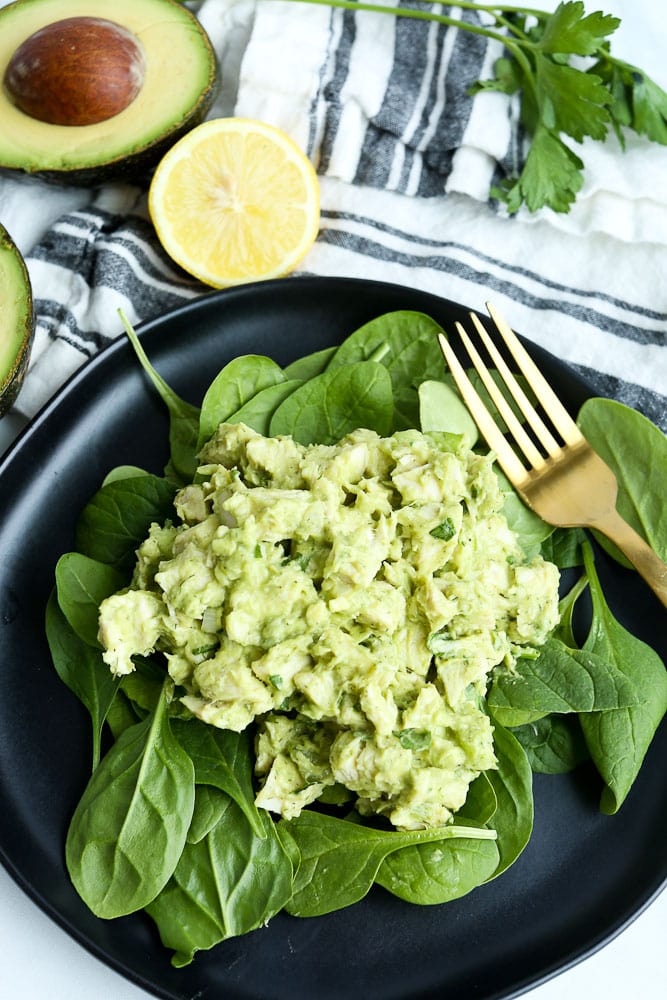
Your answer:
0,1 -> 664,998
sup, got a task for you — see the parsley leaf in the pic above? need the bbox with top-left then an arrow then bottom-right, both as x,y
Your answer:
592,55 -> 667,146
629,68 -> 667,144
397,728 -> 432,751
591,52 -> 633,144
430,517 -> 456,541
499,126 -> 584,214
539,1 -> 620,56
535,56 -> 611,141
470,56 -> 522,96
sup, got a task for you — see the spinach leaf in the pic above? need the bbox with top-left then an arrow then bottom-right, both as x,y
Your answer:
512,714 -> 590,774
55,552 -> 126,648
66,679 -> 195,918
284,346 -> 337,380
282,811 -> 496,918
494,468 -> 555,557
120,311 -> 200,483
102,465 -> 149,486
484,721 -> 534,880
269,361 -> 394,444
187,785 -> 228,845
376,834 -> 500,905
488,636 -> 641,721
105,688 -> 142,741
540,526 -> 586,568
578,398 -> 667,566
120,656 -> 165,715
327,311 -> 446,431
579,542 -> 667,813
172,720 -> 265,838
552,573 -> 589,648
226,379 -> 303,435
482,703 -> 546,730
45,590 -> 119,770
392,382 -> 426,431
459,771 -> 498,826
418,379 -> 479,446
275,821 -> 302,878
197,355 -> 285,449
75,474 -> 176,572
146,800 -> 294,967
374,776 -> 500,905
317,783 -> 355,806
328,310 -> 444,380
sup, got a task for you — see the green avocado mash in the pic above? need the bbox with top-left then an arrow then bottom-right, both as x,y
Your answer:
98,422 -> 559,830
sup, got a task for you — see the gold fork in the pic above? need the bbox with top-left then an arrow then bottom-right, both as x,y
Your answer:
438,303 -> 667,609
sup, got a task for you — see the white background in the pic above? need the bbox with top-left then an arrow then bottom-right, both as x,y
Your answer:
0,1 -> 664,998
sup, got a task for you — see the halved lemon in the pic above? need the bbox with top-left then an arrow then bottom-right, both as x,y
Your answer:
148,117 -> 320,288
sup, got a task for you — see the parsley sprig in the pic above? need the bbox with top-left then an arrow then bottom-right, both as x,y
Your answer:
275,0 -> 667,213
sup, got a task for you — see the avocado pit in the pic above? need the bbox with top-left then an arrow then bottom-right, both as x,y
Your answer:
4,16 -> 146,126
0,0 -> 219,183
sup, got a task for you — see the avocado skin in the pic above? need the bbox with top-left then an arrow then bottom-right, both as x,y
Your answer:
0,0 -> 221,187
0,225 -> 35,417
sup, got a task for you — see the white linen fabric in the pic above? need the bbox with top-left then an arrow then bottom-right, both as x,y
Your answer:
1,0 -> 665,430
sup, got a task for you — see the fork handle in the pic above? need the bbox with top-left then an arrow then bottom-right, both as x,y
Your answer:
592,508 -> 667,609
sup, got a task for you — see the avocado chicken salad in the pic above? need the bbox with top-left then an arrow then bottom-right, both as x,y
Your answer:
99,421 -> 559,831
48,309 -> 666,965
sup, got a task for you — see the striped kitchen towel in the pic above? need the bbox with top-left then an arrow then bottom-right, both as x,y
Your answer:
4,0 -> 666,430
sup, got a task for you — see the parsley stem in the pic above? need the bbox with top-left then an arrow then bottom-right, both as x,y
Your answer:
503,36 -> 538,100
269,0 -> 513,50
270,1 -> 543,66
492,14 -> 531,42
270,0 -> 540,107
445,1 -> 550,20
596,49 -> 636,74
463,2 -> 549,16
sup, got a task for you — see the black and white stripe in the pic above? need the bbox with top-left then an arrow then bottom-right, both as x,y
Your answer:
28,208 -> 200,351
303,4 -> 502,196
18,208 -> 202,414
309,199 -> 667,429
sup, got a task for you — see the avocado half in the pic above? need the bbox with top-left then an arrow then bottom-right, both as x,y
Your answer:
0,0 -> 219,184
0,225 -> 34,416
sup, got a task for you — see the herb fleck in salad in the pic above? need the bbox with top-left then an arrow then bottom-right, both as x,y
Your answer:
47,309 -> 667,968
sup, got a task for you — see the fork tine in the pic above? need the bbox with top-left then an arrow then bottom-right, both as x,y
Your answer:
455,321 -> 547,471
469,312 -> 562,458
485,303 -> 584,448
437,334 -> 528,485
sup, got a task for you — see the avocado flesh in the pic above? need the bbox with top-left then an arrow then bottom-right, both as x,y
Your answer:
0,226 -> 34,416
0,0 -> 218,182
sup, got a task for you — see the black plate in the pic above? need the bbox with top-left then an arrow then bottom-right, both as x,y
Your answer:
0,277 -> 665,1000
